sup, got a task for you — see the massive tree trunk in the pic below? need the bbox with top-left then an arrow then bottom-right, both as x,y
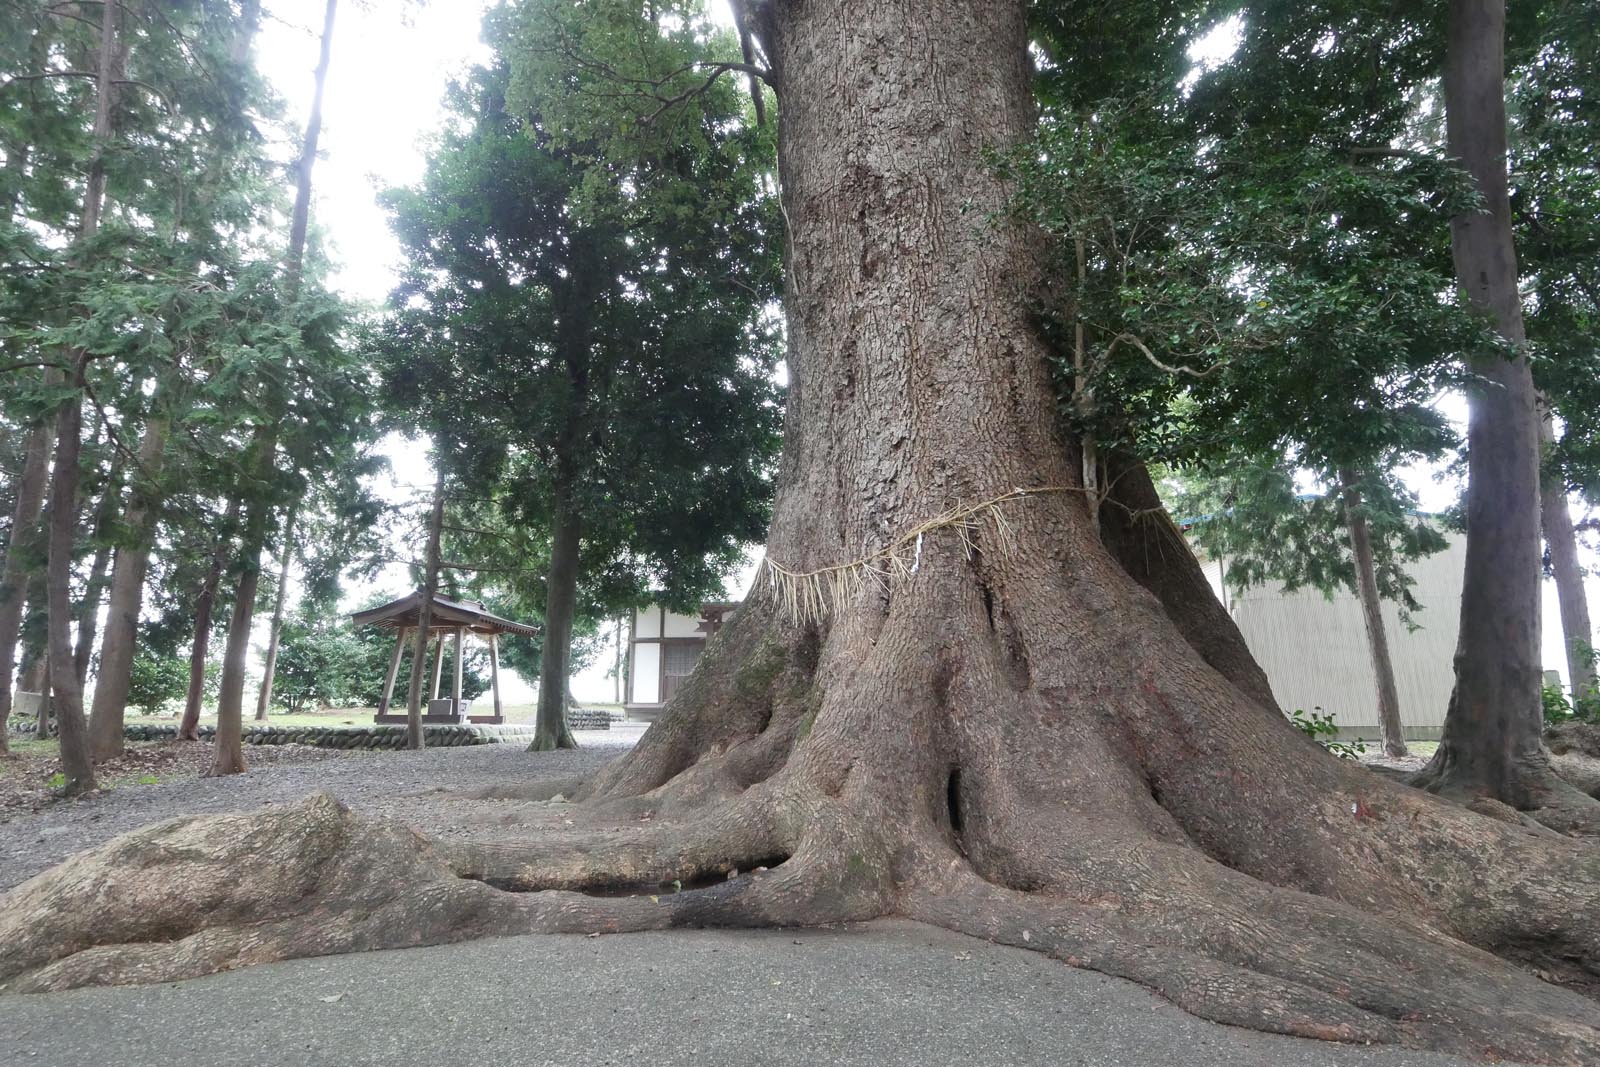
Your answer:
1539,410 -> 1596,697
253,503 -> 297,722
1339,471 -> 1408,758
88,413 -> 168,759
177,497 -> 240,741
1410,0 -> 1599,831
8,4 -> 1600,1062
531,491 -> 579,752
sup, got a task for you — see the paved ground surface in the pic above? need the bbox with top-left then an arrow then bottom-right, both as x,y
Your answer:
0,723 -> 1519,1066
2,921 -> 1506,1067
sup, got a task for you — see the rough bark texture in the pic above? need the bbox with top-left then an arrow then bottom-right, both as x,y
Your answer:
208,462 -> 263,776
405,468 -> 445,751
0,416 -> 53,755
1340,472 -> 1408,758
9,5 -> 1600,1064
1097,453 -> 1278,711
1411,0 -> 1599,833
38,0 -> 122,793
44,379 -> 96,794
88,414 -> 167,760
253,503 -> 297,722
531,493 -> 579,752
1540,410 -> 1596,697
178,498 -> 239,741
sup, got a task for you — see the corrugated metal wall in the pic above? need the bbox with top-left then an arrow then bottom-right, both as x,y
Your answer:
1198,534 -> 1468,740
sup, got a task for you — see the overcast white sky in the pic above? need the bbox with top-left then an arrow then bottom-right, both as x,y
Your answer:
247,3 -> 1594,700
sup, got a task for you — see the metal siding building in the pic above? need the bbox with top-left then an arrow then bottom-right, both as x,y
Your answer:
1197,534 -> 1468,741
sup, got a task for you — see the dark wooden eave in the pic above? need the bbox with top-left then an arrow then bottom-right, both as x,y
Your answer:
350,590 -> 540,639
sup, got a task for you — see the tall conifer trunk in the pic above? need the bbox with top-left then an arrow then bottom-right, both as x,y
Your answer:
253,504 -> 298,722
1539,412 -> 1595,697
1340,472 -> 1408,758
531,493 -> 579,752
89,412 -> 169,758
403,467 -> 445,751
177,498 -> 240,740
1410,0 -> 1598,828
41,0 -> 122,794
209,0 -> 337,776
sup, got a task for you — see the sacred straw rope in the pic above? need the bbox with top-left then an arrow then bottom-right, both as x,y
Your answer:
764,486 -> 1078,625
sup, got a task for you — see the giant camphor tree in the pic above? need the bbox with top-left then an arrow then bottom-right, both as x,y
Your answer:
8,2 -> 1600,1063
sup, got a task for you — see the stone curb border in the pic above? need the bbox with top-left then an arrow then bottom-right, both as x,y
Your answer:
6,721 -> 602,749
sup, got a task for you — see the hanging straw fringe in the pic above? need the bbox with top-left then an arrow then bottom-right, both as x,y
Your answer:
765,485 -> 1080,626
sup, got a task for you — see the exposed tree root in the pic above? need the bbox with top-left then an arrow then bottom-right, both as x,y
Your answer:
12,521 -> 1600,1067
1551,753 -> 1600,799
907,861 -> 1600,1064
1411,744 -> 1600,837
5,564 -> 1600,1065
1548,723 -> 1600,760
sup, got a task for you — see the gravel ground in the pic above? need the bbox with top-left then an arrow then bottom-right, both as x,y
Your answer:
0,738 -> 350,823
0,727 -> 638,891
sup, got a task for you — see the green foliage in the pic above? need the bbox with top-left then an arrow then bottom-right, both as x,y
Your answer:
1168,457 -> 1447,624
1544,643 -> 1600,724
271,619 -> 365,713
1287,706 -> 1368,760
998,84 -> 1480,479
1,0 -> 385,725
374,2 -> 782,637
127,648 -> 193,716
1015,0 -> 1513,614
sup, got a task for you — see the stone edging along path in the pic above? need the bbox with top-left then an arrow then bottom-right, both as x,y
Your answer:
8,721 -> 577,750
12,707 -> 618,749
120,722 -> 542,749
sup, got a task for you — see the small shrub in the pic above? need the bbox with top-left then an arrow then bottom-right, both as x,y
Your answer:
1544,682 -> 1575,725
1287,706 -> 1367,760
1544,644 -> 1600,726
